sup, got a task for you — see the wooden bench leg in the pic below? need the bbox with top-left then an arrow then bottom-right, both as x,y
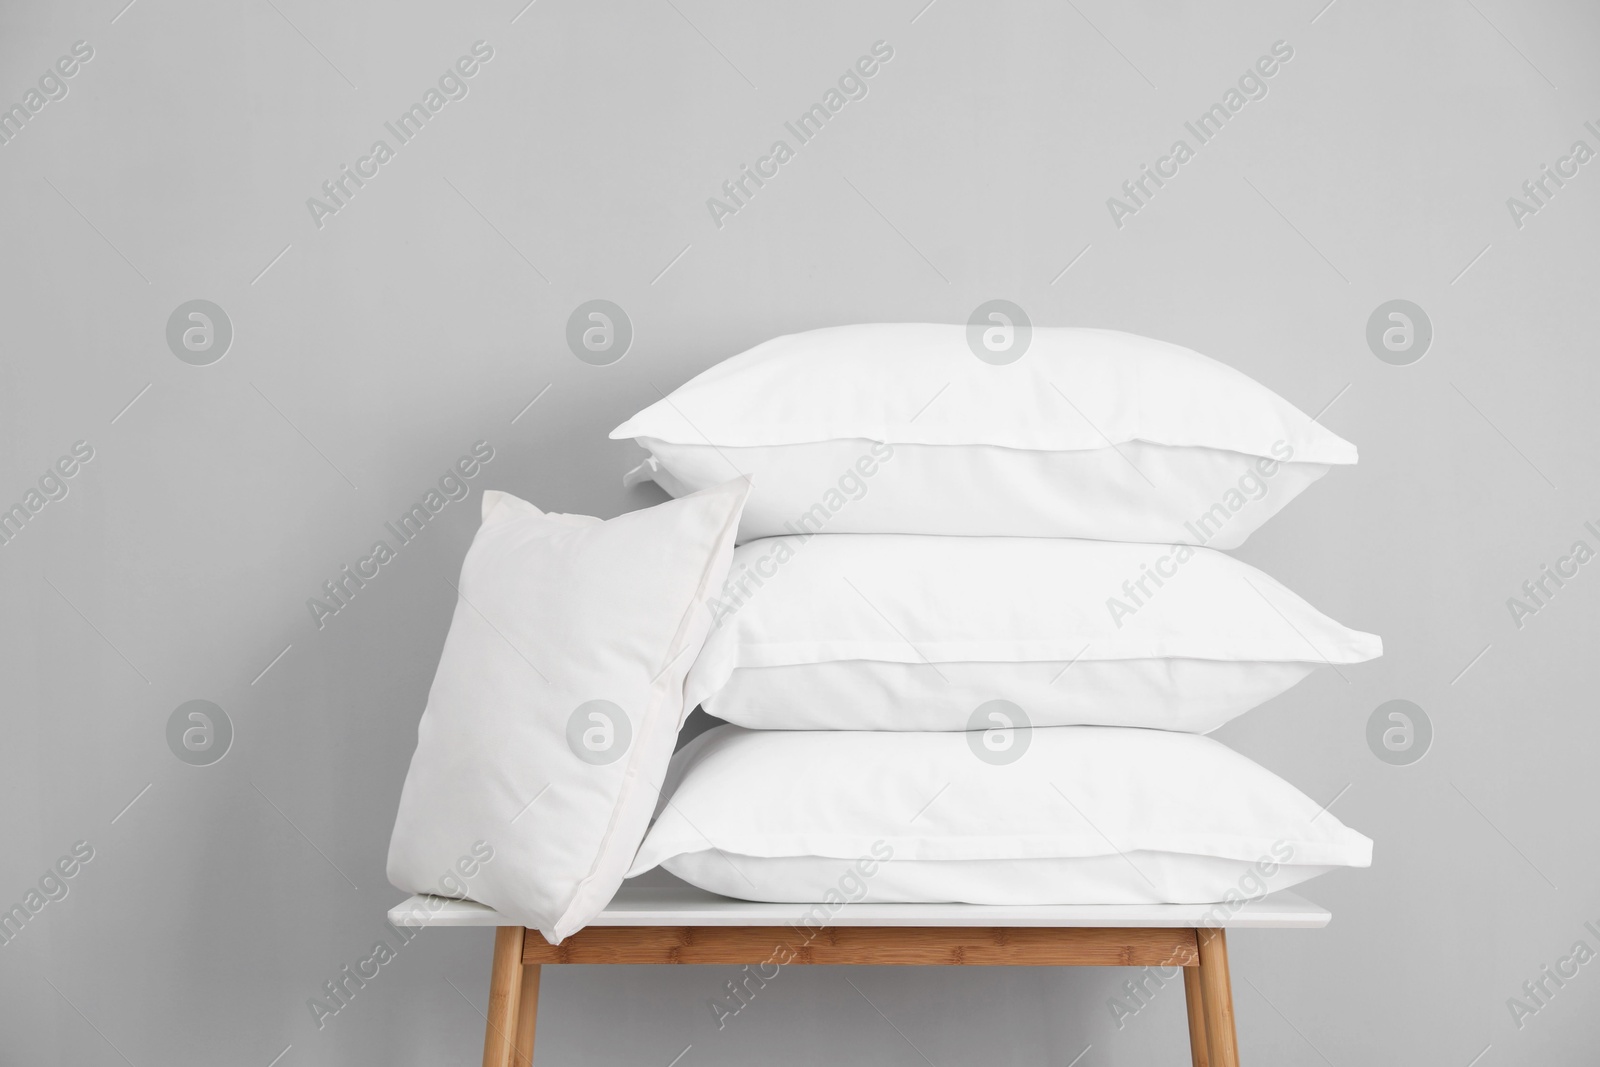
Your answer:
513,963 -> 541,1067
483,927 -> 526,1067
1195,928 -> 1239,1067
1183,966 -> 1211,1067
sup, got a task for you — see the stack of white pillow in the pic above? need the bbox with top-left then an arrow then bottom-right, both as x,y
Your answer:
616,325 -> 1378,907
387,323 -> 1379,945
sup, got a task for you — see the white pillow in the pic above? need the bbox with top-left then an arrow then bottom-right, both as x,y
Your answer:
611,324 -> 1356,546
386,479 -> 748,944
688,533 -> 1380,733
629,726 -> 1372,905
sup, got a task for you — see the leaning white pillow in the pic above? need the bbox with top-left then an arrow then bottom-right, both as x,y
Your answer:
386,479 -> 748,944
612,324 -> 1355,545
689,533 -> 1380,733
629,726 -> 1372,905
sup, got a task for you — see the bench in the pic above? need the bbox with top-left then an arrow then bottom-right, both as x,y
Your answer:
389,885 -> 1331,1067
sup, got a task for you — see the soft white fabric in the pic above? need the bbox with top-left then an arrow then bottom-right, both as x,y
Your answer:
708,660 -> 1315,734
623,438 -> 1332,548
629,726 -> 1372,905
657,852 -> 1341,908
611,324 -> 1356,545
688,534 -> 1381,732
386,480 -> 748,944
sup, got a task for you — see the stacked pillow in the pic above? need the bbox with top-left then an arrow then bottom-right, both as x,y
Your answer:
612,323 -> 1356,547
617,324 -> 1379,906
683,534 -> 1379,734
631,728 -> 1366,905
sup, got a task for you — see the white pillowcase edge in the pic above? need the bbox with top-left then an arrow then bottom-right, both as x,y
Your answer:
615,434 -> 1358,468
629,828 -> 1372,878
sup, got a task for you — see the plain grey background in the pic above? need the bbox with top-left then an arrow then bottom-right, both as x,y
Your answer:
3,0 -> 1597,1063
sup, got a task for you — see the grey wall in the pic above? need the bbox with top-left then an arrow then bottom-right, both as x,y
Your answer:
3,0 -> 1598,1063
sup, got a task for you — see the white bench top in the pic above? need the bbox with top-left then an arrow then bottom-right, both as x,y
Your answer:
388,885 -> 1330,930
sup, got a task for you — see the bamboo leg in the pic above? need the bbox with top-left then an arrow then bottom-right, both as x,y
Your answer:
482,927 -> 526,1067
1183,966 -> 1211,1067
512,964 -> 541,1067
1195,928 -> 1239,1067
